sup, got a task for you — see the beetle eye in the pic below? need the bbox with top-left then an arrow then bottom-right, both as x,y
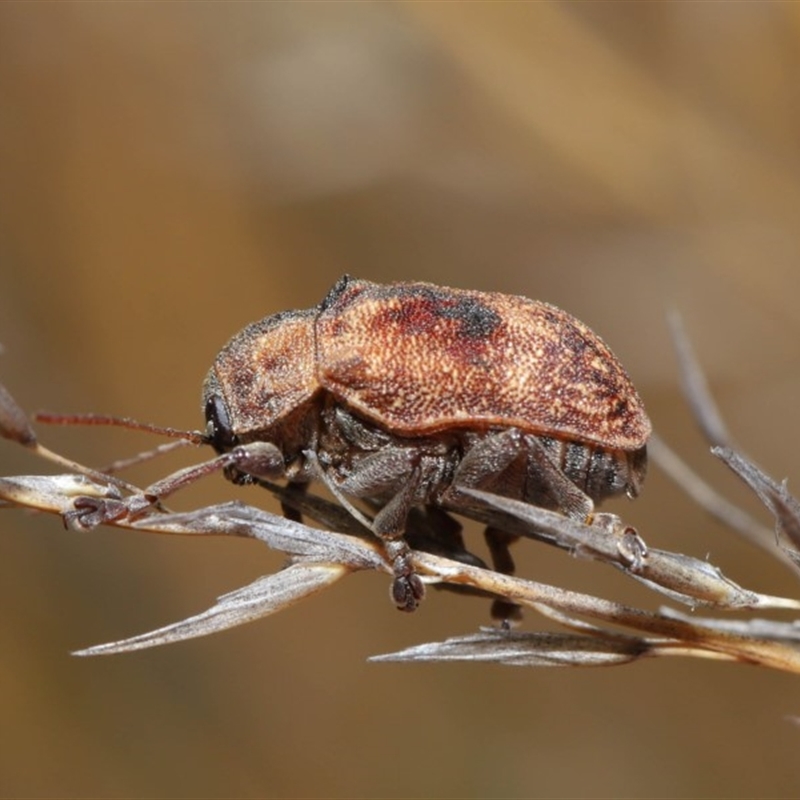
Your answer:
205,394 -> 237,453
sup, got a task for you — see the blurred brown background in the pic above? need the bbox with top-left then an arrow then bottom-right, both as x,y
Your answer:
2,2 -> 800,797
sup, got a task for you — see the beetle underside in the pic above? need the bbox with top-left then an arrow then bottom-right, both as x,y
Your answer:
207,395 -> 647,617
321,403 -> 647,614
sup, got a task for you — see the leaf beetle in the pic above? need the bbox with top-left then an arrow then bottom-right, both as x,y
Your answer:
202,276 -> 651,615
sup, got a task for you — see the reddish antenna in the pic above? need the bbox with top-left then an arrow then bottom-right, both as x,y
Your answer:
34,412 -> 205,444
33,411 -> 207,475
1,386 -> 249,514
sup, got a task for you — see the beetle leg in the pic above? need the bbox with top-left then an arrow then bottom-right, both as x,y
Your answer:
484,527 -> 523,623
371,467 -> 426,612
63,442 -> 287,530
335,446 -> 415,497
524,436 -> 594,520
445,429 -> 596,622
321,445 -> 427,611
222,441 -> 285,483
447,429 -> 526,496
438,431 -> 528,621
445,429 -> 595,521
406,506 -> 487,569
279,480 -> 308,523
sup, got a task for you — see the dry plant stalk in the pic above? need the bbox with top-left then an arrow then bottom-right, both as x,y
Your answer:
2,316 -> 800,672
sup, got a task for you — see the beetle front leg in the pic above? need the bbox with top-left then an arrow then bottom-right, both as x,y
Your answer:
65,441 -> 285,530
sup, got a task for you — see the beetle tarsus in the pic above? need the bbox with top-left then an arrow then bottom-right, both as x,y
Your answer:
383,537 -> 425,611
391,573 -> 425,612
64,492 -> 154,530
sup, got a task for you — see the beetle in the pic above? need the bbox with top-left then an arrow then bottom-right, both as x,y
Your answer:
202,275 -> 651,614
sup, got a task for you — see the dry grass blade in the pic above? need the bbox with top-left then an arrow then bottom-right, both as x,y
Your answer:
408,551 -> 800,672
713,447 -> 800,560
649,433 -> 783,562
0,381 -> 37,447
667,311 -> 733,448
659,607 -> 800,643
130,501 -> 387,571
73,564 -> 349,656
371,630 -> 749,668
371,629 -> 653,667
0,474 -> 124,513
659,316 -> 800,575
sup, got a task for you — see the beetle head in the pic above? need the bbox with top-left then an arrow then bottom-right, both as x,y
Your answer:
202,308 -> 319,457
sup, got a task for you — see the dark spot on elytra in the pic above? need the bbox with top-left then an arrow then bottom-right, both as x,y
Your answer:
437,296 -> 502,340
559,323 -> 608,360
540,308 -> 562,327
368,287 -> 502,342
584,366 -> 619,400
403,289 -> 501,337
610,398 -> 628,418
